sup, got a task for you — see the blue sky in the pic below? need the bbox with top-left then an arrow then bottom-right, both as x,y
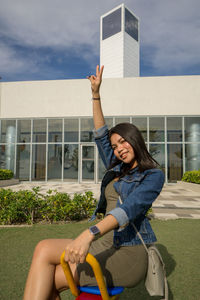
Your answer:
0,0 -> 200,82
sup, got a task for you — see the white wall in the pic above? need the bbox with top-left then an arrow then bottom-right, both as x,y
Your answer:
100,32 -> 124,78
0,75 -> 200,118
0,79 -> 91,118
124,32 -> 139,77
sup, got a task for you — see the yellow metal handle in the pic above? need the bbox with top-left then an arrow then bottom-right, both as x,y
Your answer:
60,251 -> 79,297
86,253 -> 110,300
60,251 -> 111,300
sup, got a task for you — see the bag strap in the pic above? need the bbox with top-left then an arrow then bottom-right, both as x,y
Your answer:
132,222 -> 168,300
131,222 -> 149,252
119,196 -> 168,300
119,196 -> 149,251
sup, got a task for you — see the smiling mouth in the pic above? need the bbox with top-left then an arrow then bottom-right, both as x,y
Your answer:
120,152 -> 128,159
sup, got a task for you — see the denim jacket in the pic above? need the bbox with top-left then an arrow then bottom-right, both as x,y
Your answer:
92,125 -> 165,247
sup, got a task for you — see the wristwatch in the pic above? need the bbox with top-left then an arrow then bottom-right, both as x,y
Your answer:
89,225 -> 101,240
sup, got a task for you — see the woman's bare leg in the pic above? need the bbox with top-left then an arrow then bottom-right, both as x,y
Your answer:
23,239 -> 79,300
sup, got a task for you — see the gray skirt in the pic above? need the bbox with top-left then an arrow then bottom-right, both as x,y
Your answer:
77,230 -> 148,287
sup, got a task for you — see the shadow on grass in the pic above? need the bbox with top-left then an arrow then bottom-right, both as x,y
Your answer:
157,243 -> 176,300
121,243 -> 176,300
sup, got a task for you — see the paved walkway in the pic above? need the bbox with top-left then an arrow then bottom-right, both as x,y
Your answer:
153,181 -> 200,219
2,181 -> 200,220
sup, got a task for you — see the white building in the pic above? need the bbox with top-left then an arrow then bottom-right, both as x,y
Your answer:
0,75 -> 200,183
0,5 -> 199,183
100,4 -> 139,78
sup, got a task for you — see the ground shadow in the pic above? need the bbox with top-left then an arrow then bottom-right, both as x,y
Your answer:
156,243 -> 176,277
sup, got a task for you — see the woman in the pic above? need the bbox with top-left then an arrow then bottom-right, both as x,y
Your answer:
23,65 -> 164,300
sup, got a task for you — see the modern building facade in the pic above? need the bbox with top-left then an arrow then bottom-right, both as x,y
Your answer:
100,4 -> 139,78
0,75 -> 200,183
0,5 -> 199,184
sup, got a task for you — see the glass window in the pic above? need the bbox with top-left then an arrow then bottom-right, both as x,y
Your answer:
17,120 -> 31,143
125,8 -> 138,41
185,143 -> 200,171
0,144 -> 15,172
102,8 -> 121,40
98,154 -> 106,181
0,145 -> 6,169
167,117 -> 182,142
149,117 -> 165,142
32,144 -> 46,181
167,144 -> 183,182
33,119 -> 47,143
81,118 -> 94,142
132,117 -> 147,142
81,145 -> 95,181
48,119 -> 62,143
16,144 -> 30,180
115,117 -> 130,125
105,117 -> 113,129
0,120 -> 16,143
149,144 -> 165,173
185,117 -> 200,142
48,144 -> 62,180
64,144 -> 79,181
64,119 -> 79,142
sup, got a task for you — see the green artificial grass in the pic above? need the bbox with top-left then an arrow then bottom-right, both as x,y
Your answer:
0,219 -> 199,300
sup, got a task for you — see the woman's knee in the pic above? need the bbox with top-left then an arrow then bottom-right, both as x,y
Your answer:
33,239 -> 53,262
32,238 -> 72,265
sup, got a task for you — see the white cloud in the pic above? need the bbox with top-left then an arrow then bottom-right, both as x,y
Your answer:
0,0 -> 199,78
0,42 -> 36,74
132,0 -> 200,73
0,0 -> 110,50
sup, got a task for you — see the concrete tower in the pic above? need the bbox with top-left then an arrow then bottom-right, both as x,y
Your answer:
100,4 -> 140,78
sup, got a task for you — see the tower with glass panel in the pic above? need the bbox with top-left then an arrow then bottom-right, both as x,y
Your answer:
100,4 -> 139,78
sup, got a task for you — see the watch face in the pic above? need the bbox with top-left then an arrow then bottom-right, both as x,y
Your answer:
90,226 -> 100,235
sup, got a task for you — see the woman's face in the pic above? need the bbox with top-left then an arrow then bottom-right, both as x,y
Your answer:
110,133 -> 137,168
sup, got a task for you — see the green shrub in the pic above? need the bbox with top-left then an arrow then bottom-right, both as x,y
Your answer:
182,170 -> 200,184
0,169 -> 14,180
0,187 -> 97,225
0,187 -> 44,225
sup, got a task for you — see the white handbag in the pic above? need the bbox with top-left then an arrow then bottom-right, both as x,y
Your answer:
132,223 -> 169,300
118,196 -> 168,299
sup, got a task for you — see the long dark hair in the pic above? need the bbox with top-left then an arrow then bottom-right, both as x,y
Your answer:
108,123 -> 159,177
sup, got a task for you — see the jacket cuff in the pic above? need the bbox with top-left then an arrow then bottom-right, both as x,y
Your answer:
93,125 -> 108,138
107,207 -> 129,230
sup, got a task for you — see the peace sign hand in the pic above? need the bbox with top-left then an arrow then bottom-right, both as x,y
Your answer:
87,65 -> 104,95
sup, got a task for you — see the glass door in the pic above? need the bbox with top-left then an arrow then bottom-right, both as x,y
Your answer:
81,144 -> 95,182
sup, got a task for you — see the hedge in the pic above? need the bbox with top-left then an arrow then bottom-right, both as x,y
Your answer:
182,170 -> 200,184
0,187 -> 97,225
0,169 -> 14,180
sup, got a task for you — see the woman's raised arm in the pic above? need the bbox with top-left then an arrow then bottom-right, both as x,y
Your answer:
87,65 -> 105,130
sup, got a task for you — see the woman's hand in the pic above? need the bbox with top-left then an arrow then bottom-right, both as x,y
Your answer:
64,230 -> 94,264
87,65 -> 104,96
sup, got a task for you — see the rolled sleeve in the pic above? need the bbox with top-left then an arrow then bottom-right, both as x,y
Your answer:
107,207 -> 129,229
93,124 -> 108,139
